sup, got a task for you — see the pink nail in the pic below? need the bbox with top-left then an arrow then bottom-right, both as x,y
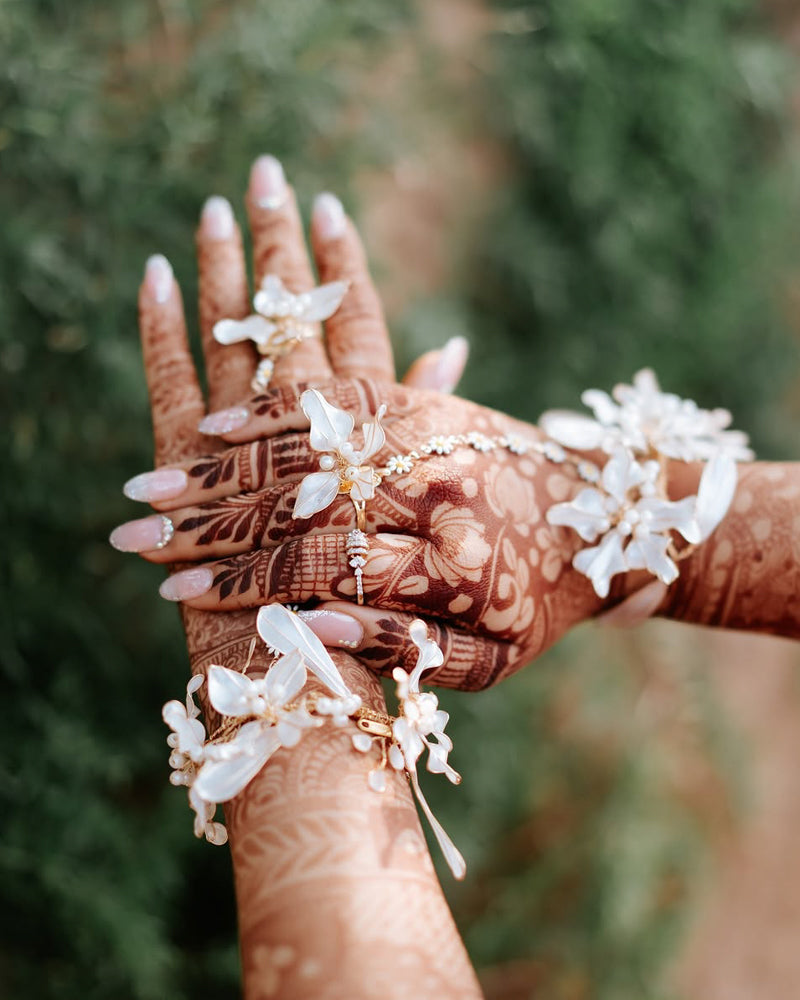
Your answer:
200,196 -> 235,240
159,568 -> 214,602
110,515 -> 174,553
144,254 -> 173,304
296,609 -> 364,649
123,468 -> 188,502
313,192 -> 346,240
250,155 -> 287,210
434,336 -> 469,394
198,406 -> 251,435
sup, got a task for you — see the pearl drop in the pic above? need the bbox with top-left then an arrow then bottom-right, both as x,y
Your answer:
319,455 -> 335,471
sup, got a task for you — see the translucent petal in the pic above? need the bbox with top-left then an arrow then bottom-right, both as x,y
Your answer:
581,389 -> 618,425
358,406 -> 387,463
293,471 -> 340,519
264,648 -> 307,706
213,314 -> 277,346
207,665 -> 258,718
193,729 -> 280,803
695,452 -> 737,540
626,534 -> 679,585
410,771 -> 466,880
639,496 -> 700,544
573,532 -> 627,599
538,410 -> 606,450
602,446 -> 642,504
300,389 -> 354,451
297,280 -> 349,321
256,604 -> 351,698
546,488 -> 610,542
348,467 -> 377,503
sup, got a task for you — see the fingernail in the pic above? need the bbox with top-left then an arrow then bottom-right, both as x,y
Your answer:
435,336 -> 469,394
144,254 -> 173,304
296,609 -> 364,649
159,567 -> 214,602
250,155 -> 287,210
200,196 -> 235,240
109,515 -> 174,553
123,468 -> 188,502
198,406 -> 250,435
313,192 -> 346,240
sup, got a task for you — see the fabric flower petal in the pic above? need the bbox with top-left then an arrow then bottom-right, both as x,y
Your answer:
538,410 -> 607,450
296,280 -> 349,322
358,405 -> 387,463
256,604 -> 352,698
626,533 -> 679,585
300,388 -> 355,452
695,451 -> 737,540
207,665 -> 259,718
213,314 -> 277,346
573,532 -> 627,599
293,470 -> 341,519
193,727 -> 281,803
264,648 -> 307,706
546,488 -> 611,542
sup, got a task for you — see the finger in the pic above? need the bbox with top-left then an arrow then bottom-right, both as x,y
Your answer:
112,472 -> 421,561
110,482 -> 355,562
195,377 -> 396,445
402,337 -> 469,394
139,255 -> 206,466
246,155 -> 332,384
121,432 -> 315,511
196,196 -> 253,409
310,193 -> 395,383
295,603 -> 518,692
157,532 -> 489,633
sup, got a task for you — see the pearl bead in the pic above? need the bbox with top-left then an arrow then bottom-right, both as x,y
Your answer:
319,455 -> 335,471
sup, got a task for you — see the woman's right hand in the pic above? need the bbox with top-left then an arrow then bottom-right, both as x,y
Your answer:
121,370 -> 608,690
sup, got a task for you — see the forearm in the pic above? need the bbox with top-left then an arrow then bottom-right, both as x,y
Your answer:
664,461 -> 800,636
223,654 -> 481,1000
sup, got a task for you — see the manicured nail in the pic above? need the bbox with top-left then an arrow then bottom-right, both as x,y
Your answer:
250,155 -> 287,210
198,406 -> 251,435
159,568 -> 214,602
200,196 -> 235,240
296,609 -> 364,649
144,254 -> 173,304
313,192 -> 346,240
109,514 -> 174,553
435,336 -> 469,394
123,468 -> 188,502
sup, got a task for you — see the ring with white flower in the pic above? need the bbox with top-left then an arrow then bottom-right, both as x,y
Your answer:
213,275 -> 349,391
162,605 -> 467,878
540,369 -> 752,612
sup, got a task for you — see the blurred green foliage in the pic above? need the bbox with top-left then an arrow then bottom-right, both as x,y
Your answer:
1,0 -> 798,997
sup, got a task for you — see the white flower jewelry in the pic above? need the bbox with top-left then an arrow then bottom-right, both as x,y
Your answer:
213,275 -> 349,391
293,389 -> 387,526
163,605 -> 466,879
540,367 -> 753,462
542,369 -> 750,601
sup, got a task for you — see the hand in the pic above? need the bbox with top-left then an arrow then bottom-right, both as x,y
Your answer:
123,381 -> 606,691
123,157 -> 482,998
